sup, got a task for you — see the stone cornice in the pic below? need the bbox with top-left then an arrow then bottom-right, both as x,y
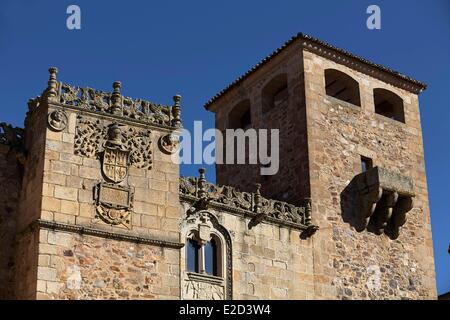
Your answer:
204,32 -> 426,110
36,219 -> 184,249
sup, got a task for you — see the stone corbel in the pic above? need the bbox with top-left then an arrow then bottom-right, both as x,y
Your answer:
351,167 -> 415,240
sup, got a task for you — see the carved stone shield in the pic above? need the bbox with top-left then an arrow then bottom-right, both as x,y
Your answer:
102,147 -> 129,183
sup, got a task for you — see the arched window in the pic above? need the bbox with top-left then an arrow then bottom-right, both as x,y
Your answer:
262,74 -> 288,113
373,88 -> 405,123
186,233 -> 222,277
228,100 -> 251,129
324,69 -> 361,106
182,211 -> 232,300
186,238 -> 200,273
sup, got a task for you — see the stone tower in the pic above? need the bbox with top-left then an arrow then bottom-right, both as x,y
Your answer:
0,33 -> 437,300
204,33 -> 437,299
1,68 -> 184,299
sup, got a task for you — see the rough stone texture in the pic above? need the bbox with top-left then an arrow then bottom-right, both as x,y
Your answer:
206,45 -> 436,299
0,38 -> 437,300
13,102 -> 48,299
213,43 -> 310,206
303,50 -> 436,299
0,146 -> 22,299
180,202 -> 315,300
36,229 -> 179,300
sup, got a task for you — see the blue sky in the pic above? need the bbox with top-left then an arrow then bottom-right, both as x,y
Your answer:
0,0 -> 448,295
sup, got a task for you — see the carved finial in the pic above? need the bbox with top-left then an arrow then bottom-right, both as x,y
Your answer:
249,183 -> 265,228
172,94 -> 182,128
197,168 -> 207,199
110,81 -> 123,115
304,197 -> 312,226
49,67 -> 58,79
113,81 -> 121,93
254,183 -> 262,214
45,67 -> 59,101
190,168 -> 210,211
173,94 -> 181,106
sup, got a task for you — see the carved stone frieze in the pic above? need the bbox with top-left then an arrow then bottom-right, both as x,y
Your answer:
74,115 -> 153,170
180,169 -> 318,233
47,110 -> 68,132
183,274 -> 225,300
56,82 -> 177,127
0,122 -> 25,163
0,123 -> 24,149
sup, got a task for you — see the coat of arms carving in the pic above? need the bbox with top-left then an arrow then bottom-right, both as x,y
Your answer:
102,123 -> 129,183
94,182 -> 134,229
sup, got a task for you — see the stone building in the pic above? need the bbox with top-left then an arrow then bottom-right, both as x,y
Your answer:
0,33 -> 436,299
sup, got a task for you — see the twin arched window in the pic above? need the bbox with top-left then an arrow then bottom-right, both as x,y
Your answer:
227,74 -> 288,129
186,233 -> 222,277
325,69 -> 405,123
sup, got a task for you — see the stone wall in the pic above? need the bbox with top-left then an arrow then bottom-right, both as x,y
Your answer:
213,43 -> 310,205
14,104 -> 48,299
36,228 -> 179,299
179,201 -> 316,300
303,50 -> 436,299
0,145 -> 23,299
27,103 -> 183,299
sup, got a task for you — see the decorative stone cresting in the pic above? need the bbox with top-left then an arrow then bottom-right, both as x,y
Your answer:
351,166 -> 415,240
180,169 -> 318,234
31,67 -> 182,129
0,122 -> 25,164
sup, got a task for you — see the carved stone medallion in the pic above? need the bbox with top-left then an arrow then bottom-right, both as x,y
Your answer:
158,133 -> 179,154
48,110 -> 68,132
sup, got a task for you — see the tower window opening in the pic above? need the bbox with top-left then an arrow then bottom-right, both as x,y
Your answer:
262,74 -> 288,113
325,69 -> 361,106
373,88 -> 405,123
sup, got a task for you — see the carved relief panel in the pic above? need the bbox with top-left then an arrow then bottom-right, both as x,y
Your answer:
74,115 -> 153,170
74,115 -> 153,228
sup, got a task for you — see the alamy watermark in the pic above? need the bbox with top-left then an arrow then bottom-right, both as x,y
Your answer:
366,5 -> 381,30
66,5 -> 81,30
170,121 -> 279,176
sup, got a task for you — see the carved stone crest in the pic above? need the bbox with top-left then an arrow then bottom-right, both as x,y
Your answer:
102,148 -> 129,183
94,183 -> 134,229
102,123 -> 129,183
48,110 -> 68,132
